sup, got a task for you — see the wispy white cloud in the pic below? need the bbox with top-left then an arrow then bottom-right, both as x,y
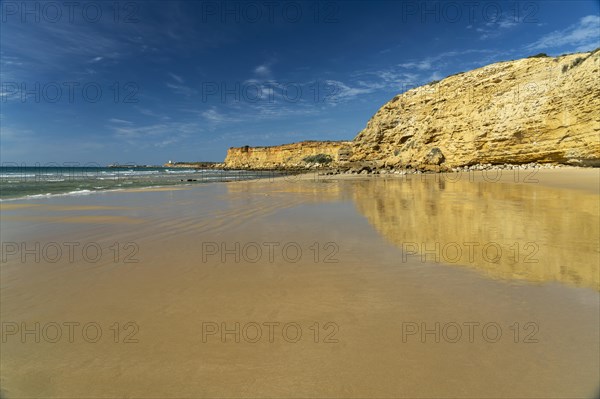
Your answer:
0,126 -> 34,142
246,101 -> 321,119
397,60 -> 432,70
394,49 -> 495,73
367,70 -> 420,87
525,15 -> 600,51
179,106 -> 244,125
108,118 -> 133,125
0,3 -> 228,82
2,21 -> 128,76
498,20 -> 518,29
166,82 -> 197,97
477,16 -> 522,40
254,59 -> 278,78
360,48 -> 498,91
427,71 -> 443,81
108,120 -> 200,148
168,72 -> 184,83
254,64 -> 272,78
318,80 -> 379,103
135,106 -> 159,118
0,55 -> 23,67
201,107 -> 229,123
165,71 -> 196,96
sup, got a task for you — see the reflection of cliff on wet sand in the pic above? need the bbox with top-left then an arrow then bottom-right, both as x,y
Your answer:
349,177 -> 600,290
227,179 -> 343,202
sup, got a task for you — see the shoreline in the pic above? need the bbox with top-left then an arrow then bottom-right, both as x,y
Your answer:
1,165 -> 597,202
265,165 -> 600,194
0,168 -> 281,202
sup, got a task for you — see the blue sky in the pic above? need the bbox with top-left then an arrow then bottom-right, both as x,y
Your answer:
1,0 -> 599,165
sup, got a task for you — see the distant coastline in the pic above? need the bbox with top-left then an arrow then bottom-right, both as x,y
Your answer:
163,161 -> 223,169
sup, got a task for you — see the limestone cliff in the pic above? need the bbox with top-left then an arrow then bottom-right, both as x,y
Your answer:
223,51 -> 599,170
351,51 -> 600,169
224,141 -> 352,169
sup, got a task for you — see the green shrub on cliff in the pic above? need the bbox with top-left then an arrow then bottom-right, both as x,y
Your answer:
303,154 -> 332,164
570,57 -> 584,68
563,56 -> 586,73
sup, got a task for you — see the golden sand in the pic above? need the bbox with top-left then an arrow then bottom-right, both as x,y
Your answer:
1,168 -> 598,398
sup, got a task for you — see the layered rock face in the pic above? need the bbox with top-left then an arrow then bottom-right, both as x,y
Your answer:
223,51 -> 599,170
224,141 -> 352,169
351,51 -> 600,169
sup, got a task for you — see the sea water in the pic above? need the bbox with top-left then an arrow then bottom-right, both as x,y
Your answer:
0,166 -> 279,200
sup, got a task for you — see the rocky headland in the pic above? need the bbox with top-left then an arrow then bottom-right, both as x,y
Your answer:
223,50 -> 599,174
223,141 -> 352,170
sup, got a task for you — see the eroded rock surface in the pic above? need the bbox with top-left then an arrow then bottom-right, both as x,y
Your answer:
224,51 -> 600,170
351,51 -> 600,169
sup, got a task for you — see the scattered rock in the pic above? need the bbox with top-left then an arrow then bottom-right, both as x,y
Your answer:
424,147 -> 445,166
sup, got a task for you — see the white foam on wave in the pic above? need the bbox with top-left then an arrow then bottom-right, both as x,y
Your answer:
0,189 -> 125,202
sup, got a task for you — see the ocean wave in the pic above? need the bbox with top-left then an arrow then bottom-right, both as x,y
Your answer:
0,188 -> 124,202
0,170 -> 273,201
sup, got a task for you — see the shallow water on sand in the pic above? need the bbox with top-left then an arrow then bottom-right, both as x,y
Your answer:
1,173 -> 598,398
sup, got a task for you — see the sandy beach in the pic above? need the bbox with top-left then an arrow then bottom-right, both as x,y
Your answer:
1,167 -> 599,398
3,1 -> 599,396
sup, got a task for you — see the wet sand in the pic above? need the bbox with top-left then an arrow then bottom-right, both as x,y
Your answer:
1,168 -> 599,398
